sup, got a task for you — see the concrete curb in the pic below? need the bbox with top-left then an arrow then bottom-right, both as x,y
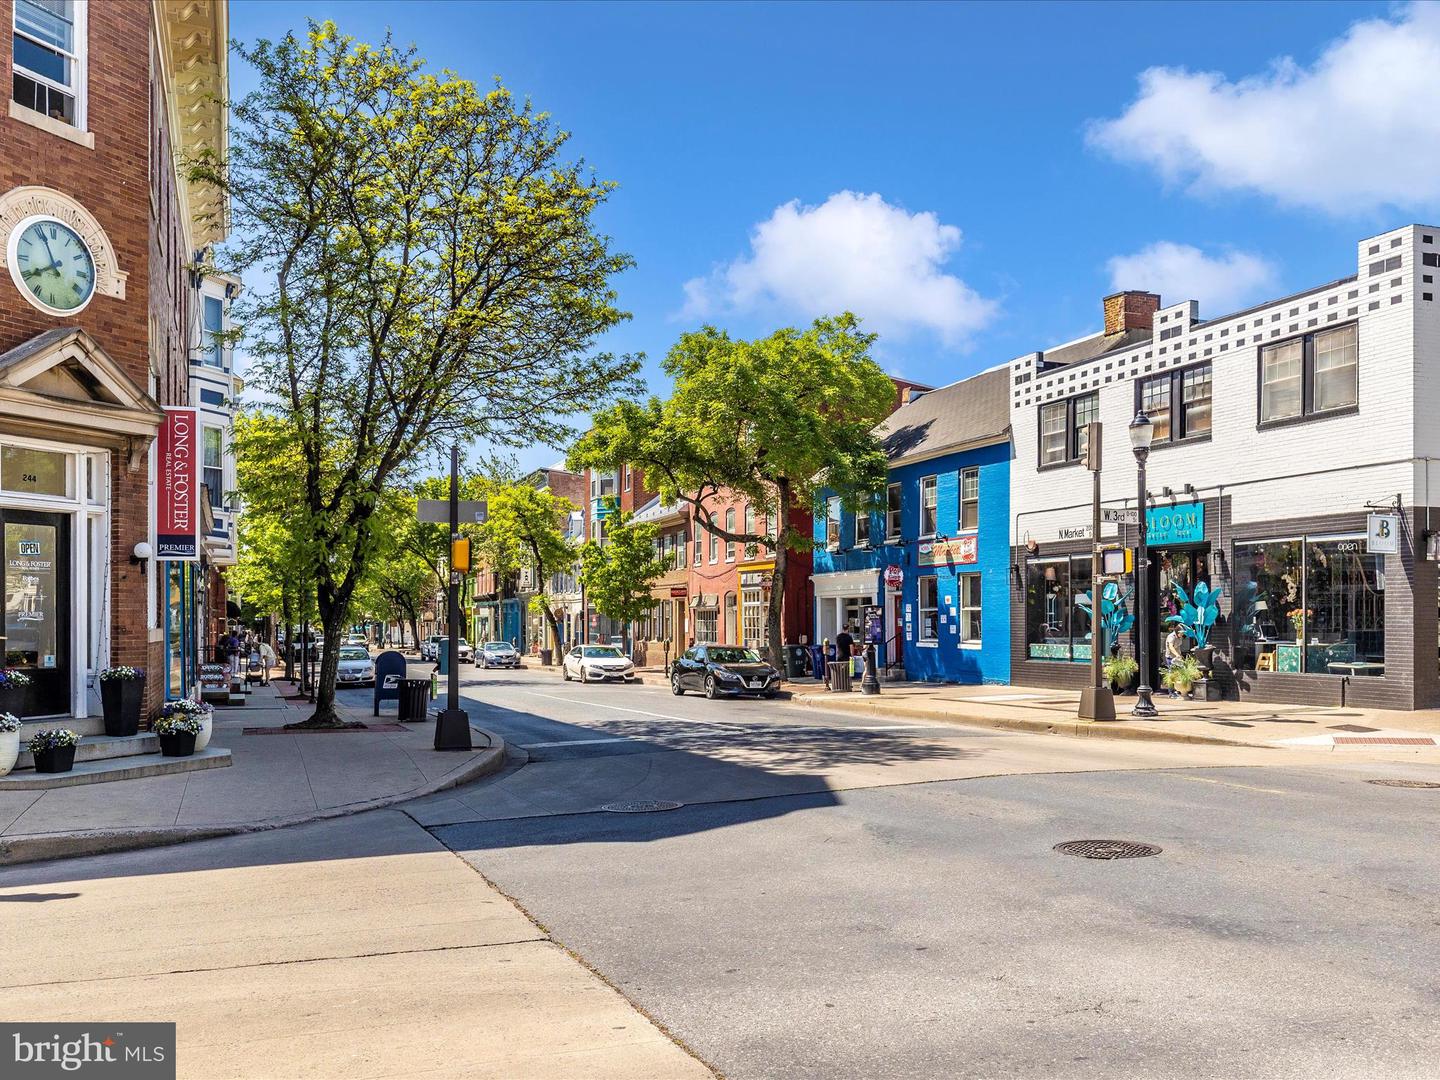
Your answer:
786,692 -> 1267,750
0,726 -> 508,868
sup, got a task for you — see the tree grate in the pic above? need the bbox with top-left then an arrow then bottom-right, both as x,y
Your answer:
1054,840 -> 1162,860
1366,779 -> 1440,789
599,800 -> 684,813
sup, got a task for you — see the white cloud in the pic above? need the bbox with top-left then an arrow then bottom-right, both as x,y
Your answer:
1106,242 -> 1278,318
1088,3 -> 1440,214
681,191 -> 997,346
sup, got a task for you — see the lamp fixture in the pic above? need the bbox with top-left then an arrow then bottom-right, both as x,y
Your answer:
1128,410 -> 1154,455
131,541 -> 152,574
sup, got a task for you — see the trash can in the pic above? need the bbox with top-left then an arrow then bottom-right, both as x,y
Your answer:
784,644 -> 809,678
399,678 -> 431,722
827,661 -> 852,693
539,648 -> 553,667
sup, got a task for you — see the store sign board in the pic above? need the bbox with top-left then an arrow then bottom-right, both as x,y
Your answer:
883,565 -> 904,590
1367,513 -> 1400,554
917,536 -> 978,567
157,407 -> 199,560
1146,501 -> 1204,546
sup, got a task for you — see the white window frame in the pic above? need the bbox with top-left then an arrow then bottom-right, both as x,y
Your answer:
825,496 -> 841,551
202,424 -> 224,509
886,482 -> 902,542
725,508 -> 736,562
709,527 -> 718,564
12,0 -> 86,130
959,573 -> 982,646
917,575 -> 938,643
960,468 -> 979,532
919,475 -> 938,539
854,501 -> 871,548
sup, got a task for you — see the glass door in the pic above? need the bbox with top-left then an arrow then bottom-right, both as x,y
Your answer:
2,510 -> 71,717
1149,546 -> 1210,685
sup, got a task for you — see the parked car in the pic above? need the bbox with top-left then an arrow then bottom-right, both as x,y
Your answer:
671,645 -> 780,699
457,639 -> 473,664
481,641 -> 520,669
562,644 -> 636,683
335,645 -> 376,688
344,634 -> 368,648
421,635 -> 445,661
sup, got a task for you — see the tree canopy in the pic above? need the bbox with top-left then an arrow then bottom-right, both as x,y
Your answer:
579,507 -> 669,644
475,482 -> 578,661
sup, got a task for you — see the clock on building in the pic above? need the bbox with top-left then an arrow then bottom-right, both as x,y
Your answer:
8,215 -> 96,315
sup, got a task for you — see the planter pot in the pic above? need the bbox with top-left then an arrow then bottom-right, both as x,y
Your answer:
0,728 -> 18,777
193,712 -> 213,752
101,677 -> 144,737
158,731 -> 197,758
33,744 -> 76,773
1193,646 -> 1216,674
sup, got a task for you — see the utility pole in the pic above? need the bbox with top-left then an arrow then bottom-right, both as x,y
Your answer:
1078,421 -> 1115,721
434,444 -> 473,750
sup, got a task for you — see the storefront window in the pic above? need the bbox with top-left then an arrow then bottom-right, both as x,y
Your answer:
2,445 -> 69,497
695,610 -> 719,643
917,576 -> 938,641
1233,536 -> 1382,674
959,574 -> 981,643
1025,556 -> 1092,662
742,585 -> 768,649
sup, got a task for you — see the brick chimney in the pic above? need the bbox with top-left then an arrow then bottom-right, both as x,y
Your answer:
1103,290 -> 1161,335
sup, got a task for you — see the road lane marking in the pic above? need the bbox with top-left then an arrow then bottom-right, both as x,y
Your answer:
513,690 -> 726,724
1178,775 -> 1293,796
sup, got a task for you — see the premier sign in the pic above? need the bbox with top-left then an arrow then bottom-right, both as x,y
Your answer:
157,407 -> 199,560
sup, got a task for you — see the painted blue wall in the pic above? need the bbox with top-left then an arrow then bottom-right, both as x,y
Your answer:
813,440 -> 1011,685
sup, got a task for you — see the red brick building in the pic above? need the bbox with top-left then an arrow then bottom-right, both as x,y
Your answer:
0,0 -> 227,722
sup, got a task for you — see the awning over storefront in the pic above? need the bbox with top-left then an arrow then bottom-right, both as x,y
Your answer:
689,593 -> 719,610
812,568 -> 881,596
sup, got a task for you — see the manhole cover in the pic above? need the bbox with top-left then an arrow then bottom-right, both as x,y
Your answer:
599,799 -> 683,813
1054,840 -> 1162,860
1366,779 -> 1440,789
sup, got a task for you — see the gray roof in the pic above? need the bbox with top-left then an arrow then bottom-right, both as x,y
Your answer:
0,327 -> 79,373
1039,326 -> 1151,369
873,366 -> 1011,465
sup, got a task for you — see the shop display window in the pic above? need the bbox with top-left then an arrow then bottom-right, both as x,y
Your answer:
1025,556 -> 1092,662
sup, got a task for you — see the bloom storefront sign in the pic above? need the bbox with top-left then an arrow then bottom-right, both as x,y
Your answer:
1146,501 -> 1204,546
157,407 -> 199,560
917,536 -> 978,567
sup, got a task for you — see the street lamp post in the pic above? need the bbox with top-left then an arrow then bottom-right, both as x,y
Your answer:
1128,410 -> 1158,718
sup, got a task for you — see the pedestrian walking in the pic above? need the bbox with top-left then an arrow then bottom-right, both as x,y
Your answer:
258,640 -> 276,685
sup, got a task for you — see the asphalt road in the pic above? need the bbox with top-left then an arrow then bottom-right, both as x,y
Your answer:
342,665 -> 1440,1080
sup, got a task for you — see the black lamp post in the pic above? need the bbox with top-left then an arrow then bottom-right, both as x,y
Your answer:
1128,410 -> 1159,718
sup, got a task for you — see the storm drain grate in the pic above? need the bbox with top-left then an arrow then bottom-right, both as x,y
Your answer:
1366,779 -> 1440,789
599,799 -> 684,813
1054,839 -> 1162,860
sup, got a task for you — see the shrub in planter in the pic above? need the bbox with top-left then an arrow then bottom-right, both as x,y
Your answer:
98,666 -> 146,737
27,728 -> 78,773
0,712 -> 20,778
155,702 -> 208,757
1161,656 -> 1204,698
1102,654 -> 1139,693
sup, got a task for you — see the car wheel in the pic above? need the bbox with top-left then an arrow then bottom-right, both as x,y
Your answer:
704,675 -> 719,700
671,674 -> 685,696
562,666 -> 570,681
764,689 -> 778,699
580,668 -> 588,684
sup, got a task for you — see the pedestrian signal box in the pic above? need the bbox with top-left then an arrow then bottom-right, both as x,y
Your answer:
451,538 -> 471,573
1100,547 -> 1131,575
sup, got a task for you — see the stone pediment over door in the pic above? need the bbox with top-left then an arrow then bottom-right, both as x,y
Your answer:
0,327 -> 164,464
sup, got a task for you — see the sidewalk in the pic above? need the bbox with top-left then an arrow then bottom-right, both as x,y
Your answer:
788,678 -> 1440,752
0,679 -> 505,865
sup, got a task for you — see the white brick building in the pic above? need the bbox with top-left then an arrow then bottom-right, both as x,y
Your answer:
1009,225 -> 1440,709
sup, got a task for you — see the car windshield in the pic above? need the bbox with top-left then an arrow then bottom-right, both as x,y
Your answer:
484,642 -> 511,651
708,648 -> 762,664
582,647 -> 623,659
338,647 -> 369,661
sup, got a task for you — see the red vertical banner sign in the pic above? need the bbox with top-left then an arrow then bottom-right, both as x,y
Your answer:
157,407 -> 199,560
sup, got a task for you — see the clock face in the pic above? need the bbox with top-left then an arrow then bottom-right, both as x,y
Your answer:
10,216 -> 96,314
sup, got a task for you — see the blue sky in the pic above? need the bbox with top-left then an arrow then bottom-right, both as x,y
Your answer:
229,0 -> 1435,473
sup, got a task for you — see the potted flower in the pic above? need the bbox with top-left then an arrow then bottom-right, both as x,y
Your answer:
0,713 -> 20,777
155,700 -> 209,757
98,666 -> 146,736
1287,607 -> 1311,644
0,667 -> 32,702
1102,653 -> 1139,694
1161,655 -> 1204,699
28,728 -> 79,773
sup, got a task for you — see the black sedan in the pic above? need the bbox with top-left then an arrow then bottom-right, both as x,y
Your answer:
671,645 -> 781,699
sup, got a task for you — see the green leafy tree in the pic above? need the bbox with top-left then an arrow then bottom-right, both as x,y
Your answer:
475,483 -> 578,662
579,508 -> 668,649
194,22 -> 637,724
570,314 -> 894,667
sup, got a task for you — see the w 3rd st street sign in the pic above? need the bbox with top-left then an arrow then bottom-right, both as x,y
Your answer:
416,499 -> 488,524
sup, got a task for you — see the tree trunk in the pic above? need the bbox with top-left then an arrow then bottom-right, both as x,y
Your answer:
408,616 -> 421,653
289,580 -> 358,728
281,588 -> 295,681
766,478 -> 790,671
541,604 -> 564,664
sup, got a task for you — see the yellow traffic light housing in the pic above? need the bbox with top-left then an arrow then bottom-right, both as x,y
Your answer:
451,537 -> 471,573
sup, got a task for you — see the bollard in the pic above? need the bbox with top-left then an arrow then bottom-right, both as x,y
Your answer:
861,642 -> 881,695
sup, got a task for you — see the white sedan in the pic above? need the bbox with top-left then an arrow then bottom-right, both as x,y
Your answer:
562,644 -> 636,684
334,645 -> 376,687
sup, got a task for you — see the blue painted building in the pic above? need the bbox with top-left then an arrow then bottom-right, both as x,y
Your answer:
811,367 -> 1012,684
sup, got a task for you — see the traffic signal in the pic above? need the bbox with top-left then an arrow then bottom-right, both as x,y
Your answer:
451,537 -> 471,573
1081,421 -> 1102,472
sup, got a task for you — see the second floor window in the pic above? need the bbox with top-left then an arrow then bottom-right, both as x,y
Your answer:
960,468 -> 979,531
1260,324 -> 1357,424
919,476 -> 938,537
12,0 -> 82,127
886,483 -> 902,541
203,426 -> 223,509
1138,362 -> 1212,444
826,496 -> 841,550
1039,392 -> 1098,466
725,509 -> 736,561
203,295 -> 225,368
854,502 -> 871,547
